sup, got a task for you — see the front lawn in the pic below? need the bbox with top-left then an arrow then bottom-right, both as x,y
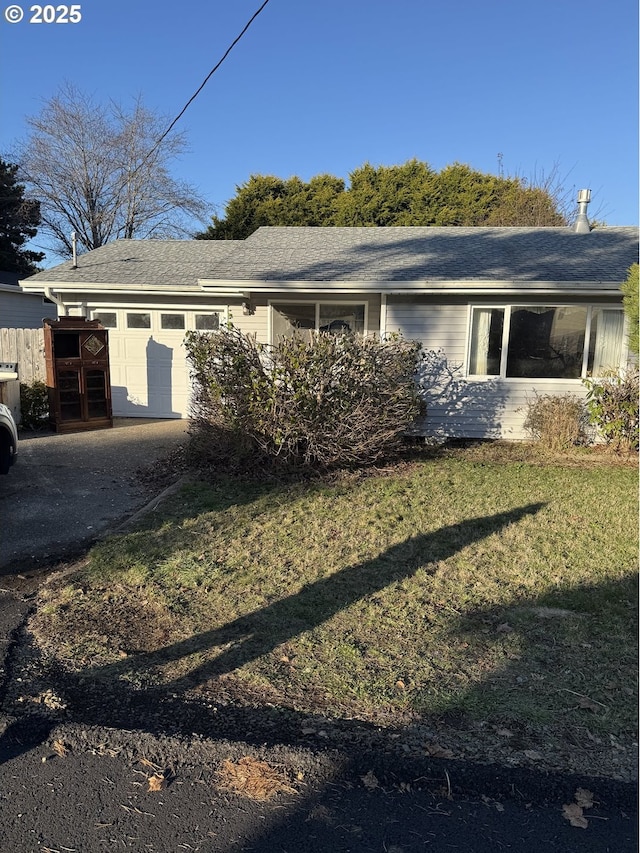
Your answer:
29,449 -> 638,775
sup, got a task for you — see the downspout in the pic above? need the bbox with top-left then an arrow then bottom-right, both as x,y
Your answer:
380,293 -> 387,340
44,286 -> 67,317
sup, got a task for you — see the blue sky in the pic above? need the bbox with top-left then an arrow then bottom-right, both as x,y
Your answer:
1,0 -> 638,264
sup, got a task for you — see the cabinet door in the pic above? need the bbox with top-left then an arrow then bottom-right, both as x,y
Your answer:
57,368 -> 83,421
85,368 -> 109,419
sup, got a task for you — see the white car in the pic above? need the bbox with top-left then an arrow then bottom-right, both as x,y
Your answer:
0,402 -> 18,475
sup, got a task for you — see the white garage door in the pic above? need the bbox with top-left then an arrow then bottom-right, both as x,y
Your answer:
91,308 -> 223,418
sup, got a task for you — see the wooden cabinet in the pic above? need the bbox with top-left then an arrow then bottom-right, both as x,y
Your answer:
44,317 -> 113,433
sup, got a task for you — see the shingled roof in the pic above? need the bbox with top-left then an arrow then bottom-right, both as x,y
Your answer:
21,226 -> 639,289
23,240 -> 237,288
204,226 -> 639,283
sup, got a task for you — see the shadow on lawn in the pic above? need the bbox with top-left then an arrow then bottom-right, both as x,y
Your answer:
0,502 -> 544,763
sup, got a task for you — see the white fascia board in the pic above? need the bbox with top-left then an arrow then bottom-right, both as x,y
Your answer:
198,279 -> 388,294
20,281 -> 204,296
198,278 -> 623,297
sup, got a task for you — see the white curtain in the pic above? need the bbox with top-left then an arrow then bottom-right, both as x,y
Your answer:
470,309 -> 492,374
592,310 -> 624,376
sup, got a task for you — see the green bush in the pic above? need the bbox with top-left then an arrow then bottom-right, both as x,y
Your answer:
185,325 -> 422,470
583,369 -> 639,451
522,393 -> 588,450
19,380 -> 50,430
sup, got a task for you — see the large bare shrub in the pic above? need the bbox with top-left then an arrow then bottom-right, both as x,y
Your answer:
185,326 -> 422,470
523,393 -> 588,450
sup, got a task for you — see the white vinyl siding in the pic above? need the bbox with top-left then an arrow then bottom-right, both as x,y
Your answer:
385,297 -> 628,440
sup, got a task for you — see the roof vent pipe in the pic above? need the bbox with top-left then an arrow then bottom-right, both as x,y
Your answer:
574,189 -> 592,233
71,231 -> 78,268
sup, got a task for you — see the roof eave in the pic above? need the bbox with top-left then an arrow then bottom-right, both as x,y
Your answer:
20,280 -> 206,296
198,278 -> 624,296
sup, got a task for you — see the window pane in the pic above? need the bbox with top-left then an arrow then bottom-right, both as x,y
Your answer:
272,303 -> 315,341
506,306 -> 587,379
319,304 -> 365,335
58,369 -> 82,420
86,369 -> 108,419
161,313 -> 185,330
93,312 -> 117,328
588,309 -> 624,376
195,313 -> 220,331
126,312 -> 151,329
469,308 -> 504,375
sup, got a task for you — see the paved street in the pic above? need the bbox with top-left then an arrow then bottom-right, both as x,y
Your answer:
0,720 -> 636,852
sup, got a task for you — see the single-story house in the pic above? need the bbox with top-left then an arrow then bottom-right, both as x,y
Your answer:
20,213 -> 638,440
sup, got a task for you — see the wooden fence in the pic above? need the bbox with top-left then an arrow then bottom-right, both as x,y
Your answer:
0,327 -> 46,384
0,327 -> 46,421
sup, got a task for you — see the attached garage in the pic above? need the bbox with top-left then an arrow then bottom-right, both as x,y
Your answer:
18,240 -> 238,420
89,306 -> 225,418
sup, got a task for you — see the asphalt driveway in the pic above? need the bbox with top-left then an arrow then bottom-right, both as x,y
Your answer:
0,418 -> 189,575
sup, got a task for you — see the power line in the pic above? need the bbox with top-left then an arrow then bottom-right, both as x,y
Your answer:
143,0 -> 272,167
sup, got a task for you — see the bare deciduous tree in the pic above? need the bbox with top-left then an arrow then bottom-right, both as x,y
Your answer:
15,84 -> 207,258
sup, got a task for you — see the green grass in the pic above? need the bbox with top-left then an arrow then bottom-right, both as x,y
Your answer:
32,453 -> 638,742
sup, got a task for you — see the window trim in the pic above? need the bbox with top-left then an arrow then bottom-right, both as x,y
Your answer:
466,303 -> 626,381
159,312 -> 187,331
268,299 -> 369,343
89,306 -> 228,332
125,311 -> 152,331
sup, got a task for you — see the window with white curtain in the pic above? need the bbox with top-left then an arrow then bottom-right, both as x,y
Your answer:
468,305 -> 625,379
469,308 -> 504,375
588,309 -> 624,376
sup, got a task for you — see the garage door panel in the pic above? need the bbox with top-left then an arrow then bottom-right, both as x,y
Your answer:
106,324 -> 191,418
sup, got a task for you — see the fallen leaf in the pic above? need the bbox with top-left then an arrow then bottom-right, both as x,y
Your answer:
578,696 -> 602,713
424,742 -> 455,759
147,773 -> 166,792
306,804 -> 332,823
395,679 -> 406,690
52,740 -> 68,758
523,750 -> 542,761
562,803 -> 588,828
361,770 -> 379,790
575,788 -> 594,809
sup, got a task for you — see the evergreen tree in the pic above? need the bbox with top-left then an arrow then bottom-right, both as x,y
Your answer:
0,158 -> 44,275
198,159 -> 568,240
